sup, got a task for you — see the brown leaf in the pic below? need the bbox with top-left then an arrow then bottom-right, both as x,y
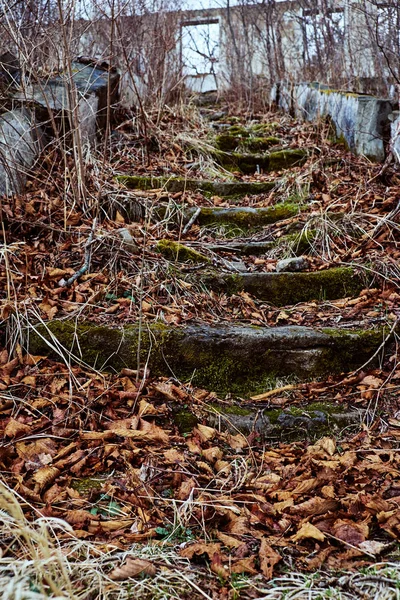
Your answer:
259,539 -> 281,579
215,532 -> 243,549
21,375 -> 36,386
202,446 -> 223,463
292,522 -> 325,542
181,542 -> 221,560
332,520 -> 368,546
210,552 -> 228,578
291,478 -> 318,495
110,558 -> 156,581
196,424 -> 216,442
360,375 -> 383,388
177,477 -> 196,501
291,497 -> 338,517
226,433 -> 248,450
33,466 -> 61,491
64,509 -> 98,525
4,419 -> 31,438
230,557 -> 258,575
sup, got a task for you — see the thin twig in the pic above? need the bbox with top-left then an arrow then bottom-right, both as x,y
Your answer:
61,219 -> 97,288
182,207 -> 201,234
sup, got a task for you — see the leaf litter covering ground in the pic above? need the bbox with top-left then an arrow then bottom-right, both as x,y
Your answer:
1,107 -> 400,597
0,111 -> 399,330
2,347 -> 400,597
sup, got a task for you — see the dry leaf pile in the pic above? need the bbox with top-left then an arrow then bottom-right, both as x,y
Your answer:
1,345 -> 400,591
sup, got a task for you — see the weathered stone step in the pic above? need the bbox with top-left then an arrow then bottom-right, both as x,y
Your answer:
200,267 -> 364,305
27,321 -> 389,396
116,174 -> 276,196
182,204 -> 300,227
174,402 -> 365,441
214,148 -> 308,174
199,230 -> 315,255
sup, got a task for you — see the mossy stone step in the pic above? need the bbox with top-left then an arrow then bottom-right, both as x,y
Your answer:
27,321 -> 390,396
214,148 -> 308,174
202,230 -> 316,255
174,402 -> 365,441
116,175 -> 276,196
183,204 -> 300,227
215,132 -> 281,152
200,267 -> 364,305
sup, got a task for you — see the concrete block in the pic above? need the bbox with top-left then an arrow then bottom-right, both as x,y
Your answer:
0,109 -> 43,196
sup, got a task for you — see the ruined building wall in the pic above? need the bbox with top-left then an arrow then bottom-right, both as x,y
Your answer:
4,1 -> 393,108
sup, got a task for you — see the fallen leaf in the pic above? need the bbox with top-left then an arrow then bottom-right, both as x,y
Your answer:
110,558 -> 156,580
292,522 -> 325,542
196,424 -> 216,442
4,418 -> 31,438
181,542 -> 221,560
259,539 -> 281,579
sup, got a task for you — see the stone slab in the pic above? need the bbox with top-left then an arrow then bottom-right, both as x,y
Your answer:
116,174 -> 276,196
27,320 -> 389,396
201,267 -> 364,305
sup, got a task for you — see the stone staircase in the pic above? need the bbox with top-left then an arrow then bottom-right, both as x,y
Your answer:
28,111 -> 396,441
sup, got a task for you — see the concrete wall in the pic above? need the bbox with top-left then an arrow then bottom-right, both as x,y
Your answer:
0,109 -> 43,196
272,81 -> 393,162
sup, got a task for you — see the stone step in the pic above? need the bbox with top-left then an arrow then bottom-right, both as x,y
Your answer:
213,148 -> 308,174
199,231 -> 315,255
174,402 -> 365,442
116,174 -> 276,197
199,266 -> 364,305
27,321 -> 390,397
182,204 -> 300,228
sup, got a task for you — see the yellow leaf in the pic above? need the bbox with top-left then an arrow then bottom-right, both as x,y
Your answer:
292,522 -> 325,542
21,375 -> 36,386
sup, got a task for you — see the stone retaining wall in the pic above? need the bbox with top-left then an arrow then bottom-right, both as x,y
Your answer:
271,81 -> 394,163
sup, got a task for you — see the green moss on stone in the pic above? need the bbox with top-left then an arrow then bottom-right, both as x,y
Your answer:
173,409 -> 198,434
202,267 -> 364,305
227,125 -> 250,137
156,239 -> 209,263
195,203 -> 300,228
215,133 -> 239,151
244,137 -> 281,152
214,148 -> 308,174
268,149 -> 308,171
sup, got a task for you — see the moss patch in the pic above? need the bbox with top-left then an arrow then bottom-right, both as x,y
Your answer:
244,137 -> 281,152
214,133 -> 281,153
156,239 -> 209,263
